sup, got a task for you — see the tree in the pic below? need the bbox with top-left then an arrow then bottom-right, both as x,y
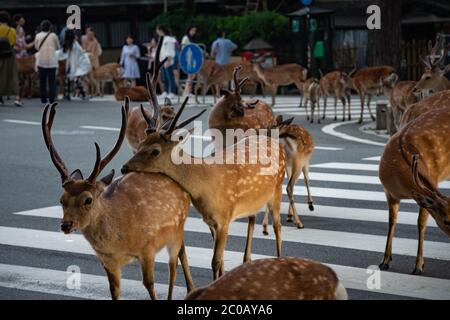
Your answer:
366,0 -> 403,71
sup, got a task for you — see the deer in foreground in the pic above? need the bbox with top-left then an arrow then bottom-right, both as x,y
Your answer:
319,71 -> 352,122
42,101 -> 195,299
301,77 -> 321,124
253,62 -> 307,106
208,66 -> 315,231
87,62 -> 122,97
351,66 -> 398,123
378,103 -> 450,275
185,257 -> 347,300
122,91 -> 286,280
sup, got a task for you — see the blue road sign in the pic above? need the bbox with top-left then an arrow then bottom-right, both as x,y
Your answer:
301,0 -> 313,5
180,44 -> 203,75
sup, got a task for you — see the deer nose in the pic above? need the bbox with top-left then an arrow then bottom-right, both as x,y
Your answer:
121,165 -> 130,175
61,221 -> 73,233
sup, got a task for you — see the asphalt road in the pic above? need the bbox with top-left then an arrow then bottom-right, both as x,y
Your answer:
0,94 -> 449,300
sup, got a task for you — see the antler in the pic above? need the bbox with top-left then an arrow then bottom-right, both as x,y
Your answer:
143,36 -> 169,133
423,34 -> 449,69
232,66 -> 250,97
165,97 -> 206,135
87,98 -> 129,184
42,103 -> 70,183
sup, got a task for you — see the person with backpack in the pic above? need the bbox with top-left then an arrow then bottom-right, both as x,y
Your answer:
34,19 -> 60,105
0,11 -> 23,107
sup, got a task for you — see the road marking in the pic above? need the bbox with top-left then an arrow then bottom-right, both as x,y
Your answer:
3,119 -> 40,125
314,146 -> 344,151
0,263 -> 187,300
0,229 -> 448,300
363,156 -> 381,161
322,121 -> 387,147
13,204 -> 438,228
80,126 -> 120,132
311,162 -> 379,171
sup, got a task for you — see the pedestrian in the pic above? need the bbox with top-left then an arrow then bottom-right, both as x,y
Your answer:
181,26 -> 197,98
61,29 -> 91,100
211,31 -> 237,67
34,19 -> 60,105
156,25 -> 177,99
0,11 -> 23,107
13,15 -> 33,58
81,26 -> 102,69
119,34 -> 140,87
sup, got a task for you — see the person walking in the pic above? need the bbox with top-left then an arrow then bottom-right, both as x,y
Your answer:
211,31 -> 237,67
34,20 -> 59,105
119,35 -> 140,87
181,26 -> 197,98
156,25 -> 177,99
61,29 -> 91,100
0,11 -> 24,107
81,26 -> 102,69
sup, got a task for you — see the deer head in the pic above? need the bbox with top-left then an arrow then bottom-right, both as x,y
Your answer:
42,101 -> 128,234
411,154 -> 450,226
414,35 -> 450,93
214,66 -> 259,118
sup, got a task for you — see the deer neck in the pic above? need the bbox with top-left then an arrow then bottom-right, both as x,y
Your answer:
81,197 -> 114,250
254,65 -> 269,84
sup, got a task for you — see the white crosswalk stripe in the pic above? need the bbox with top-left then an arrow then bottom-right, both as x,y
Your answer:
2,157 -> 450,300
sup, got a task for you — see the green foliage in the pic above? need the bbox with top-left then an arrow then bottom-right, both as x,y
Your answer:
147,10 -> 291,60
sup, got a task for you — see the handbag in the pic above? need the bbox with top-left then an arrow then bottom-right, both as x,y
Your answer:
34,32 -> 51,72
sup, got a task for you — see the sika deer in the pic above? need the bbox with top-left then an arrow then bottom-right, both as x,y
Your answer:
87,62 -> 122,97
379,103 -> 450,274
319,71 -> 352,121
122,94 -> 286,280
351,66 -> 398,123
185,257 -> 347,300
300,77 -> 321,124
253,62 -> 307,106
388,81 -> 419,129
42,101 -> 194,299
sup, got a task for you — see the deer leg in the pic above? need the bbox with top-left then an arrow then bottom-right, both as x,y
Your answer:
167,244 -> 179,300
358,92 -> 365,124
340,96 -> 346,122
271,86 -> 277,106
271,184 -> 283,257
141,253 -> 157,300
212,224 -> 229,279
317,100 -> 321,124
322,96 -> 328,120
333,96 -> 338,121
305,98 -> 310,121
367,94 -> 376,121
178,241 -> 195,293
379,195 -> 400,270
262,205 -> 270,236
287,171 -> 304,229
104,265 -> 121,300
302,163 -> 314,211
309,98 -> 315,124
413,208 -> 429,275
346,91 -> 352,120
243,215 -> 256,263
285,166 -> 294,223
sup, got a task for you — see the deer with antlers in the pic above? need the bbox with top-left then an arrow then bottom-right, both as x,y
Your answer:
378,102 -> 450,274
122,82 -> 286,279
185,257 -> 347,300
253,62 -> 307,106
208,66 -> 315,231
42,100 -> 195,299
351,66 -> 398,123
319,71 -> 352,122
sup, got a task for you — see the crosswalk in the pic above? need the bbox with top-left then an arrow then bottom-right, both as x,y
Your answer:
2,153 -> 450,300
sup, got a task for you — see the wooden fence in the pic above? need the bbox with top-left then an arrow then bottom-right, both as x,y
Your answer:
401,40 -> 428,81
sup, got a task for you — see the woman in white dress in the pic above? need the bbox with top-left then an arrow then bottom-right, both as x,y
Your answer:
120,35 -> 140,87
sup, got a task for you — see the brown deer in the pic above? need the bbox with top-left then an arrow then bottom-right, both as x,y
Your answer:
16,55 -> 36,98
208,67 -> 315,231
41,101 -> 195,299
319,71 -> 352,121
87,62 -> 122,97
351,66 -> 398,123
253,62 -> 307,106
301,77 -> 321,124
122,94 -> 287,280
388,81 -> 419,129
185,257 -> 347,300
378,103 -> 450,275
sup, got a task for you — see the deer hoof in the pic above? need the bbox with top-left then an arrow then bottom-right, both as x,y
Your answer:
342,118 -> 345,122
286,216 -> 294,223
412,267 -> 423,275
308,203 -> 314,211
379,262 -> 390,270
262,230 -> 269,236
334,116 -> 337,121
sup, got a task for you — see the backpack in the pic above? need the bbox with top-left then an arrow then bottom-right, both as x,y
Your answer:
0,28 -> 13,58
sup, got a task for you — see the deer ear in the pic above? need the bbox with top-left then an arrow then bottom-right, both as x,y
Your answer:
70,169 -> 84,181
164,97 -> 172,106
100,169 -> 115,185
220,89 -> 232,97
411,190 -> 447,213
